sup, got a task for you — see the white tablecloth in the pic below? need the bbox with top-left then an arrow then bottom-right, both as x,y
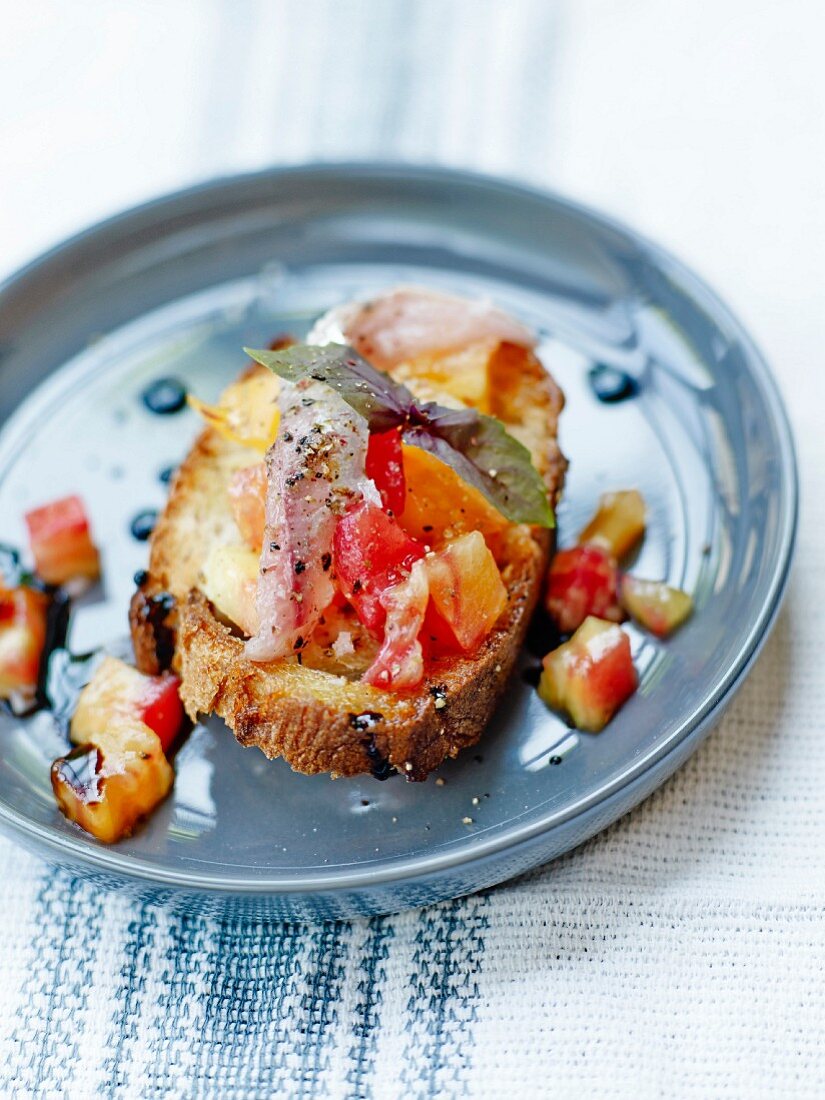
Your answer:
1,2 -> 823,1095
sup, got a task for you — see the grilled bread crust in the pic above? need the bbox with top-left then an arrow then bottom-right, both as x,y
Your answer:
130,348 -> 565,780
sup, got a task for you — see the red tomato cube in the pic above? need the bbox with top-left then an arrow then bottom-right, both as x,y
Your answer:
0,586 -> 49,701
70,655 -> 185,757
545,545 -> 623,634
24,494 -> 100,586
333,502 -> 425,632
138,672 -> 185,754
539,616 -> 637,732
362,560 -> 429,690
366,428 -> 406,516
52,655 -> 180,842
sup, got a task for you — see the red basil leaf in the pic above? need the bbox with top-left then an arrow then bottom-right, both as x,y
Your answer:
245,343 -> 554,527
246,343 -> 409,432
402,418 -> 554,528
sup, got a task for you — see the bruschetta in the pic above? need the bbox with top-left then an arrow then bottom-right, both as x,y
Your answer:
130,286 -> 566,780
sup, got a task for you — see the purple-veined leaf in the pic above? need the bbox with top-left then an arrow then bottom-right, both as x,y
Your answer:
245,343 -> 554,527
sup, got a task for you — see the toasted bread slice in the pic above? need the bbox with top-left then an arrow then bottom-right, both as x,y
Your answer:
130,341 -> 565,780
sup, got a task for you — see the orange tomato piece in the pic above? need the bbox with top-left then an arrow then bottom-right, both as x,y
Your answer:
399,444 -> 509,546
424,531 -> 507,653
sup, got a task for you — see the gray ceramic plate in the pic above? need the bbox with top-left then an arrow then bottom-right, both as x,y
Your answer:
0,165 -> 796,918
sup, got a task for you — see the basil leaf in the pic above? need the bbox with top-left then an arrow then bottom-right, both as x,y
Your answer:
245,343 -> 409,433
403,418 -> 554,528
245,343 -> 554,527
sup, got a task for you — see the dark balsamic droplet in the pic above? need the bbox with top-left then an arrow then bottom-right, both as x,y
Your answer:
159,465 -> 176,485
525,604 -> 561,658
52,744 -> 102,802
0,543 -> 33,587
141,591 -> 176,671
141,378 -> 187,415
429,684 -> 448,710
33,589 -> 73,715
588,363 -> 639,404
349,711 -> 384,733
549,755 -> 563,766
133,569 -> 149,587
130,510 -> 158,541
349,712 -> 396,781
363,744 -> 396,782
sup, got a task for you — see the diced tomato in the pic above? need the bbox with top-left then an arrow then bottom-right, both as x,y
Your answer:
228,463 -> 267,550
0,586 -> 49,700
577,490 -> 646,562
619,575 -> 693,637
424,531 -> 508,653
51,723 -> 173,844
538,616 -> 637,732
53,655 -> 179,842
399,443 -> 508,545
138,672 -> 184,754
70,655 -> 184,757
362,560 -> 429,690
24,494 -> 100,586
419,600 -> 462,659
333,501 -> 425,633
544,545 -> 623,634
366,428 -> 406,515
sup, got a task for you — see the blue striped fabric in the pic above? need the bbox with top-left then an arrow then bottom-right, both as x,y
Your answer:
4,869 -> 492,1096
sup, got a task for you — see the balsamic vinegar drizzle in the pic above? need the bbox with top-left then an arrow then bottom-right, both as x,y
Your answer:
349,712 -> 396,780
0,543 -> 34,588
521,666 -> 542,688
53,744 -> 102,801
141,377 -> 187,415
525,604 -> 561,658
588,363 -> 639,404
130,510 -> 158,541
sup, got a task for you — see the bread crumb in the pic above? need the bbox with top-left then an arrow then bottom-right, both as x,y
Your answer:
435,777 -> 446,787
404,761 -> 413,772
471,796 -> 480,806
331,631 -> 354,658
462,816 -> 474,825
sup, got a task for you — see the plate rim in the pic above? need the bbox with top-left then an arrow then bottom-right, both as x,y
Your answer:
0,162 -> 799,895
